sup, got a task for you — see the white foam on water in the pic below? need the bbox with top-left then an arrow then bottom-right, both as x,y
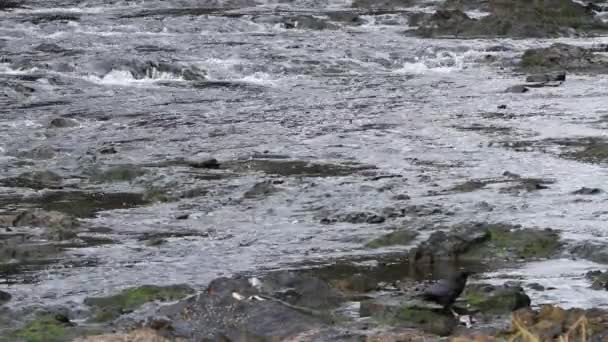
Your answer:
484,259 -> 608,309
85,69 -> 183,86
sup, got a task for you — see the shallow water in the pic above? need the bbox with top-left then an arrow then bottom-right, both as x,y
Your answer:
2,0 -> 608,311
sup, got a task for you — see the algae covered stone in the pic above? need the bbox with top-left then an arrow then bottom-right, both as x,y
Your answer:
360,297 -> 458,336
84,284 -> 194,322
463,283 -> 531,314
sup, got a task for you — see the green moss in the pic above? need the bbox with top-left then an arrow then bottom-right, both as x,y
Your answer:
464,284 -> 531,314
365,230 -> 418,249
395,306 -> 457,336
563,142 -> 608,163
461,226 -> 560,260
6,315 -> 70,342
84,284 -> 194,322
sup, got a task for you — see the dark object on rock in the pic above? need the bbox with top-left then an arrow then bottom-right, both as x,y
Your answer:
421,271 -> 470,308
497,104 -> 507,109
187,158 -> 220,169
505,85 -> 529,93
572,187 -> 603,195
0,290 -> 11,305
175,213 -> 190,220
98,146 -> 117,154
526,72 -> 566,83
0,0 -> 21,10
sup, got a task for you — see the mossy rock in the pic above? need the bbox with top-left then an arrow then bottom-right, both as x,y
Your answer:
4,314 -> 74,342
84,284 -> 194,322
562,141 -> 608,163
464,284 -> 531,314
360,297 -> 458,336
366,230 -> 418,248
461,225 -> 560,260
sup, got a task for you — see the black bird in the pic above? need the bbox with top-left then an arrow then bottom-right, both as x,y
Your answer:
420,271 -> 471,309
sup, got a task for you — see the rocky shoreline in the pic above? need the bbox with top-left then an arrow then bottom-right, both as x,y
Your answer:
4,0 -> 608,340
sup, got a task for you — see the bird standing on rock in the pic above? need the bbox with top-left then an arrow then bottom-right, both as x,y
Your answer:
421,271 -> 471,312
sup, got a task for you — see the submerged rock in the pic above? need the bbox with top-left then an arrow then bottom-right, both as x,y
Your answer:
572,187 -> 603,195
84,284 -> 194,322
321,211 -> 386,225
571,242 -> 608,264
90,165 -> 147,183
463,283 -> 531,314
261,271 -> 345,310
283,15 -> 338,30
0,291 -> 10,305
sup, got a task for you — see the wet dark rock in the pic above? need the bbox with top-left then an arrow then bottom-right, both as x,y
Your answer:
30,13 -> 81,24
84,284 -> 194,322
527,283 -> 546,291
12,209 -> 79,240
175,213 -> 189,220
497,104 -> 507,109
262,271 -> 344,310
157,275 -> 331,340
571,242 -> 608,264
283,15 -> 337,30
520,43 -> 608,72
98,146 -> 117,154
410,223 -> 561,263
48,117 -> 79,128
392,194 -> 410,200
0,170 -> 63,190
526,72 -> 566,83
332,273 -> 378,293
442,0 -> 491,11
415,10 -> 476,37
243,181 -> 280,199
505,85 -> 529,93
572,187 -> 603,195
463,283 -> 531,314
366,229 -> 418,248
499,178 -> 552,193
321,211 -> 386,225
586,270 -> 608,290
186,158 -> 220,169
360,296 -> 458,336
0,290 -> 10,305
0,0 -> 21,10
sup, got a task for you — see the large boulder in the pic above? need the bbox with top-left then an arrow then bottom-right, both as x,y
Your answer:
520,43 -> 608,72
11,209 -> 79,240
155,276 -> 333,340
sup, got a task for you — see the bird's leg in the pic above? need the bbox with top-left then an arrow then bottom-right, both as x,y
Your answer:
449,306 -> 459,318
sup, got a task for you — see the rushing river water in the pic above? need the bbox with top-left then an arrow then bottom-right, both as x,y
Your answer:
3,0 -> 608,313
